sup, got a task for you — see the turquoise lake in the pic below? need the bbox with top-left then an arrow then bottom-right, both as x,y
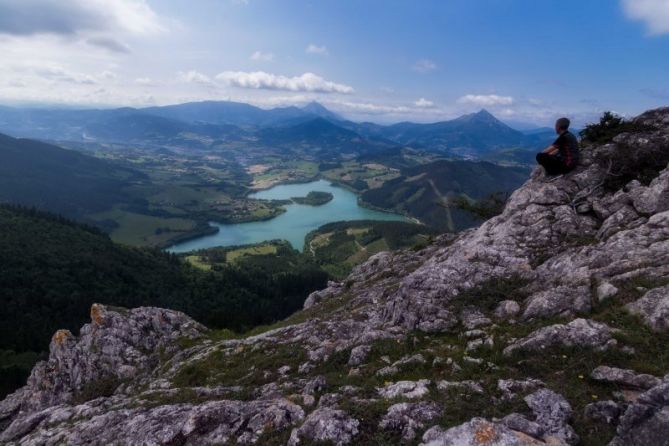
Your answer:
167,179 -> 408,253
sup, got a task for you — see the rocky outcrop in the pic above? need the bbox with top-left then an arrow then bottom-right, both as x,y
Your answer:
0,304 -> 205,424
611,375 -> 669,446
421,418 -> 545,446
503,319 -> 618,356
625,285 -> 669,332
3,107 -> 669,444
288,407 -> 359,446
378,380 -> 431,399
591,366 -> 662,390
379,401 -> 441,441
524,389 -> 579,445
0,397 -> 304,445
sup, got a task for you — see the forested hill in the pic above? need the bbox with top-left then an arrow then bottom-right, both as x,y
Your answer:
0,133 -> 142,218
361,160 -> 530,231
0,205 -> 327,398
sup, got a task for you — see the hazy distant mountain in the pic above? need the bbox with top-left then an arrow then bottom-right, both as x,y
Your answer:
301,101 -> 343,121
258,117 -> 391,157
0,132 -> 143,217
0,102 -> 550,158
0,106 -> 247,146
141,101 -> 311,127
378,109 -> 533,154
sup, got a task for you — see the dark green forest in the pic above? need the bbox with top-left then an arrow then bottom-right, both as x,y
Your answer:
0,133 -> 143,219
0,205 -> 327,398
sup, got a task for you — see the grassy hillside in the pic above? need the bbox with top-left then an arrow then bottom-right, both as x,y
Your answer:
0,205 -> 327,398
361,160 -> 530,231
305,220 -> 440,278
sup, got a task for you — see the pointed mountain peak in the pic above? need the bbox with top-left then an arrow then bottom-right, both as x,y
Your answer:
301,101 -> 342,121
455,108 -> 505,125
474,108 -> 495,118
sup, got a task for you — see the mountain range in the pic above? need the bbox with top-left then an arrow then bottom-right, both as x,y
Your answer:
0,101 -> 550,157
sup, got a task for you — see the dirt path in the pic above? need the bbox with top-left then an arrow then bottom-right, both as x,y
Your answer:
427,179 -> 454,232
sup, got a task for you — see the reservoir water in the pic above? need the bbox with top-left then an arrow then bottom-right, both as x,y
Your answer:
167,179 -> 408,253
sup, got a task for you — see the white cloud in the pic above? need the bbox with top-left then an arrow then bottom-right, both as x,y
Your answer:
33,64 -> 98,84
85,36 -> 131,53
412,59 -> 436,73
457,94 -> 514,106
414,97 -> 435,108
622,0 -> 669,35
134,77 -> 154,85
99,70 -> 116,79
0,0 -> 165,36
330,100 -> 410,115
250,51 -> 274,62
216,71 -> 353,94
0,0 -> 166,58
306,44 -> 328,55
177,70 -> 213,85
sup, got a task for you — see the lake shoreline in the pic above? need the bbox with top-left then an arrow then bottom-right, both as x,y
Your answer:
165,179 -> 409,253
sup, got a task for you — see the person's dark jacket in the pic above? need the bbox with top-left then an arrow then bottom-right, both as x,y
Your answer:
552,130 -> 580,167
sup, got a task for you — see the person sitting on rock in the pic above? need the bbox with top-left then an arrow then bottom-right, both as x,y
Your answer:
536,117 -> 580,176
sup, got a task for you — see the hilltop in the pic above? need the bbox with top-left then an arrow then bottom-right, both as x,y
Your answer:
1,107 -> 668,445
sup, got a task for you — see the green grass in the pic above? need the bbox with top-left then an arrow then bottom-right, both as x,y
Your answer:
90,207 -> 195,246
173,342 -> 307,388
184,255 -> 212,271
226,244 -> 278,263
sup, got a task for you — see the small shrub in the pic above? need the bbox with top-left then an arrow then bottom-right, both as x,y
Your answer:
596,141 -> 669,191
450,275 -> 529,313
73,375 -> 122,404
580,111 -> 654,145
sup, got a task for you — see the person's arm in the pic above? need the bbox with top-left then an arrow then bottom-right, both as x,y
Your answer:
542,144 -> 559,154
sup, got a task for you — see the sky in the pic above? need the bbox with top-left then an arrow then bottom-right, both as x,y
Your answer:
0,0 -> 668,126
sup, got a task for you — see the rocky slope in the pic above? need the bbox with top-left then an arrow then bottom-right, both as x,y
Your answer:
1,108 -> 669,445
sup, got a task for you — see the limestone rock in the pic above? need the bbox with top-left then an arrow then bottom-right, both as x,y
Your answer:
524,388 -> 579,445
494,300 -> 521,319
288,407 -> 359,446
584,400 -> 622,425
1,304 -> 205,417
626,285 -> 669,332
421,417 -> 545,446
379,401 -> 441,441
347,344 -> 371,366
522,286 -> 591,320
591,365 -> 661,390
497,378 -> 545,401
378,380 -> 431,400
629,167 -> 669,215
0,398 -> 304,445
303,281 -> 343,309
503,319 -> 617,356
596,282 -> 619,302
611,376 -> 669,446
437,380 -> 484,394
501,413 -> 545,439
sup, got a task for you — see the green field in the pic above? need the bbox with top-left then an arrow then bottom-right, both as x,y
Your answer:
90,207 -> 196,246
226,244 -> 279,263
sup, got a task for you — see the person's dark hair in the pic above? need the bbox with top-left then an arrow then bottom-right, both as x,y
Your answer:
556,117 -> 570,131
